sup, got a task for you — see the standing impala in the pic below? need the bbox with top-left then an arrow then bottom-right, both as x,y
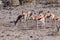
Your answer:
32,14 -> 45,29
44,13 -> 55,19
53,16 -> 60,32
22,11 -> 32,21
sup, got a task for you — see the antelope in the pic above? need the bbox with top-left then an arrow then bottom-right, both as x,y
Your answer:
32,14 -> 44,21
14,11 -> 32,25
53,16 -> 60,32
32,14 -> 45,29
45,13 -> 60,32
53,16 -> 60,21
22,11 -> 32,21
44,13 -> 55,19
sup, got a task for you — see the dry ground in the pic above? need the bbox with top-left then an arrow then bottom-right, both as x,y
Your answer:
0,4 -> 60,40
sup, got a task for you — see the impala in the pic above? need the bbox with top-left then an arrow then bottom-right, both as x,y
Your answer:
53,16 -> 60,32
14,11 -> 32,25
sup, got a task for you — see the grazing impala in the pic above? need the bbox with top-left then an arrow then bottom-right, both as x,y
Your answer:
14,11 -> 32,25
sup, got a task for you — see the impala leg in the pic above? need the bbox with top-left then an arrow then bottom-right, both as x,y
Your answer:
37,20 -> 38,30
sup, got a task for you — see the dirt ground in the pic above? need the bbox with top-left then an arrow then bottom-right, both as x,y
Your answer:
0,4 -> 60,40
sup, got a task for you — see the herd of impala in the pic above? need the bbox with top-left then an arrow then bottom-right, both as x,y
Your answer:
14,10 -> 60,31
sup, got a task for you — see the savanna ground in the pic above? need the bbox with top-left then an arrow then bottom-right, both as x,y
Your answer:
0,3 -> 60,40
